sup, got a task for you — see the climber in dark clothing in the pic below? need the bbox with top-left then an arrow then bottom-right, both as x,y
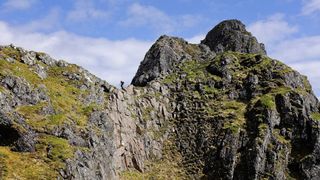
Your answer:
120,81 -> 125,90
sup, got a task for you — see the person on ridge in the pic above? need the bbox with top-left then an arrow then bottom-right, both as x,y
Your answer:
120,81 -> 125,90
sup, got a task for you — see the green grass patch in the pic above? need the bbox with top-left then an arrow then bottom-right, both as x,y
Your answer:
0,54 -> 42,85
36,135 -> 75,170
311,112 -> 320,121
223,121 -> 242,134
0,147 -> 57,179
0,86 -> 5,93
40,135 -> 74,161
260,94 -> 276,109
270,86 -> 292,95
180,60 -> 210,82
162,73 -> 178,84
81,103 -> 101,116
16,103 -> 69,131
302,76 -> 312,92
142,106 -> 153,121
273,129 -> 290,144
204,86 -> 219,95
220,101 -> 247,134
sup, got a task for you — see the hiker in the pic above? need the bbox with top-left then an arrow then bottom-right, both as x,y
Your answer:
120,81 -> 125,90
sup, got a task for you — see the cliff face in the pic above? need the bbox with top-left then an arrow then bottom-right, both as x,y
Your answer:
0,20 -> 319,180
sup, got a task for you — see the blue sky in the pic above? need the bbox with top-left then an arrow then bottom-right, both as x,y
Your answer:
0,0 -> 319,97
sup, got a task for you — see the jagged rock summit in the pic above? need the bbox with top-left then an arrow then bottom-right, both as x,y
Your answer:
0,20 -> 320,180
132,19 -> 266,86
201,19 -> 267,55
131,35 -> 214,86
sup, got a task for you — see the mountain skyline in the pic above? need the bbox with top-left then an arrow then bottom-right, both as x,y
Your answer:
0,0 -> 319,97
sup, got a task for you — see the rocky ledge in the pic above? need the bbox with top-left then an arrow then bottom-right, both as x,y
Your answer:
0,20 -> 319,180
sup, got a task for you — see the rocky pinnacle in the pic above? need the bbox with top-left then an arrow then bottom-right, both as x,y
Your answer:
201,19 -> 267,55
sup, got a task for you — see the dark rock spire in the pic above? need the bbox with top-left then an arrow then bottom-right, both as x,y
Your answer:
201,19 -> 267,55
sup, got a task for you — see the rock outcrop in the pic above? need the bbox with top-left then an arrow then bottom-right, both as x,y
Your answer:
201,19 -> 267,55
132,36 -> 216,86
0,20 -> 319,180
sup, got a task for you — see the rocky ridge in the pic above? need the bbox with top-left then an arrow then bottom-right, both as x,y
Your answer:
0,20 -> 319,180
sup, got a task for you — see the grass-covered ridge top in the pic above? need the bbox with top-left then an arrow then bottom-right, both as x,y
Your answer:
161,51 -> 310,95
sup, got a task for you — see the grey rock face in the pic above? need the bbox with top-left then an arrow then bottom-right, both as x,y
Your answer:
57,60 -> 69,67
64,83 -> 172,179
0,20 -> 320,180
34,64 -> 48,79
131,36 -> 189,86
131,35 -> 216,86
201,19 -> 267,55
21,51 -> 36,65
37,53 -> 57,66
0,76 -> 48,105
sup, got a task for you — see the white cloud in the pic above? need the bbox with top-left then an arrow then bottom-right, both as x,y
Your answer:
2,0 -> 37,10
248,14 -> 298,45
186,34 -> 205,44
67,0 -> 110,22
0,21 -> 152,86
270,36 -> 320,62
120,3 -> 174,33
180,15 -> 203,28
302,0 -> 320,15
120,3 -> 202,34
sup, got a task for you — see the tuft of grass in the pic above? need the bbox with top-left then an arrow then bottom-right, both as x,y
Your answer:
270,86 -> 292,95
47,114 -> 68,125
162,73 -> 178,84
311,112 -> 320,121
302,76 -> 312,92
36,135 -> 74,169
258,123 -> 269,140
81,103 -> 100,116
0,86 -> 5,93
142,106 -> 153,121
260,94 -> 276,109
223,121 -> 241,134
273,129 -> 290,144
204,86 -> 218,95
180,60 -> 210,83
220,101 -> 247,134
